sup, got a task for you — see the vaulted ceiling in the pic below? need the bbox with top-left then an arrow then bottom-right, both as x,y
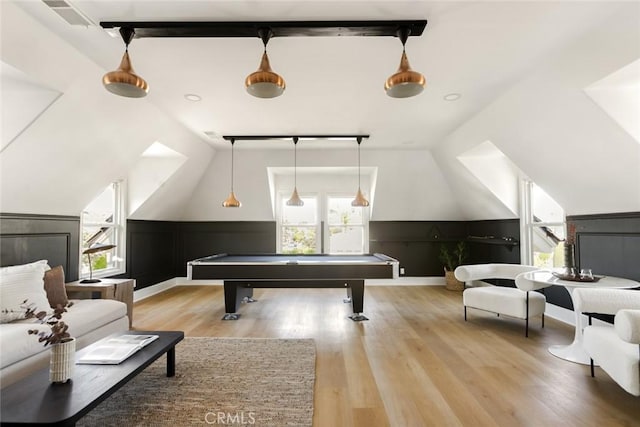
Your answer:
1,1 -> 639,221
10,1 -> 629,150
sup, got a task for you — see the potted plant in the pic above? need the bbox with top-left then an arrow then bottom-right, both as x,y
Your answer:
23,300 -> 76,383
439,241 -> 468,291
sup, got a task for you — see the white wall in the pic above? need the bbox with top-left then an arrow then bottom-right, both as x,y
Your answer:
182,148 -> 461,221
433,4 -> 640,218
0,2 -> 213,219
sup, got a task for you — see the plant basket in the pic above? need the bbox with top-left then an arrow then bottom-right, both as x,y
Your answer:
444,270 -> 464,291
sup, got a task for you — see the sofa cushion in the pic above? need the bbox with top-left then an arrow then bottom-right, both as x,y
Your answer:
60,299 -> 127,339
0,299 -> 127,369
463,286 -> 546,319
43,266 -> 68,309
0,260 -> 51,324
0,322 -> 49,369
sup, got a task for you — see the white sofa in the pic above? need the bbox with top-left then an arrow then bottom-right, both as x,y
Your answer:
454,263 -> 546,336
1,260 -> 129,387
573,288 -> 640,396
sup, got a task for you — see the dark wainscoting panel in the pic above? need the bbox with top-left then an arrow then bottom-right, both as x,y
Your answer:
369,220 -> 520,277
551,212 -> 640,311
571,212 -> 640,282
176,221 -> 276,277
122,220 -> 277,289
369,221 -> 467,276
121,220 -> 178,290
466,219 -> 520,265
0,213 -> 80,280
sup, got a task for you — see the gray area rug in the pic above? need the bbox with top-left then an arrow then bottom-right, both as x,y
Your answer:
78,337 -> 316,426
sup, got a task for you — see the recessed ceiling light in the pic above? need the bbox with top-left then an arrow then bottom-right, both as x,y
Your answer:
443,93 -> 461,101
184,94 -> 202,102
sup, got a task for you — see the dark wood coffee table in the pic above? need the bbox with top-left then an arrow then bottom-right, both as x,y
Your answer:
0,330 -> 184,426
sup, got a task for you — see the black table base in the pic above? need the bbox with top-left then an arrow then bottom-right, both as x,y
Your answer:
222,279 -> 367,321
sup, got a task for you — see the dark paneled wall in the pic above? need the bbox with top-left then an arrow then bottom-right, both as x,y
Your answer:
466,219 -> 520,265
369,221 -> 466,276
176,221 -> 276,272
370,219 -> 520,276
123,220 -> 276,290
0,213 -> 80,280
120,220 -> 179,290
3,212 -> 636,310
573,212 -> 640,281
546,212 -> 640,311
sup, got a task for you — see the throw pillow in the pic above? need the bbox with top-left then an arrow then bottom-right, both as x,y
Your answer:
43,265 -> 68,309
0,260 -> 51,323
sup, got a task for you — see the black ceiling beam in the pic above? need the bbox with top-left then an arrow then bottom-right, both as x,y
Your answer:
99,20 -> 426,39
222,135 -> 370,141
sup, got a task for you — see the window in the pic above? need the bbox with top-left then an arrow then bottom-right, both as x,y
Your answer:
80,182 -> 126,278
279,194 -> 319,254
520,179 -> 565,269
326,196 -> 367,254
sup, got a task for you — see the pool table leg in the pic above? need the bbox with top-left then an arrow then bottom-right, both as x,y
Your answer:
222,282 -> 255,320
347,280 -> 368,321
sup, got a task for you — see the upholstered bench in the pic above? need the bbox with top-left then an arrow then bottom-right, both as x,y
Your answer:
454,264 -> 545,336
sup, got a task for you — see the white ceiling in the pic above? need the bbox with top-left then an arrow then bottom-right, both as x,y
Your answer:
12,1 -> 627,150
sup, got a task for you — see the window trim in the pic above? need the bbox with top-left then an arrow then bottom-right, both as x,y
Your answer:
276,191 -> 321,254
520,178 -> 565,267
79,181 -> 127,279
325,194 -> 369,254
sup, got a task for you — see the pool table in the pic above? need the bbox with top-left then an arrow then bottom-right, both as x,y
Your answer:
187,253 -> 399,321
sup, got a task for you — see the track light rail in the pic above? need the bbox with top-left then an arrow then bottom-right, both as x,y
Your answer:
99,20 -> 426,39
222,135 -> 370,142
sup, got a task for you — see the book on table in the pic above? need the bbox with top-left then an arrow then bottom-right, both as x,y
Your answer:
77,334 -> 159,365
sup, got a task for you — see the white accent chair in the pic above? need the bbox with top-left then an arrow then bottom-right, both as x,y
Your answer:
573,288 -> 640,396
454,264 -> 546,337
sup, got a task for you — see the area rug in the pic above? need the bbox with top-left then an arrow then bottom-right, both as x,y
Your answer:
77,338 -> 316,426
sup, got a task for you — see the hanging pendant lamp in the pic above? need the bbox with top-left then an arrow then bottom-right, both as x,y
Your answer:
351,137 -> 370,207
286,137 -> 304,206
103,27 -> 149,98
245,28 -> 286,98
222,138 -> 242,208
384,27 -> 425,98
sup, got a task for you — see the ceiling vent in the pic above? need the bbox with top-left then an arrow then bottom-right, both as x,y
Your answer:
42,0 -> 94,27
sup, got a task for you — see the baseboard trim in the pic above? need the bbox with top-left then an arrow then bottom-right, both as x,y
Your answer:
133,277 -> 180,302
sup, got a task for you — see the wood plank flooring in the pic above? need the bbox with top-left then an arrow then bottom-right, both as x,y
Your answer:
132,285 -> 640,426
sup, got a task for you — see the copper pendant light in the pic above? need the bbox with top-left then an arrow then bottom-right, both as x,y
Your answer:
351,137 -> 370,207
286,137 -> 304,206
245,28 -> 285,98
385,28 -> 425,98
103,27 -> 149,98
222,138 -> 242,208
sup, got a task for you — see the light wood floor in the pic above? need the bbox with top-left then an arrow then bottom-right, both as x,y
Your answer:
132,285 -> 640,427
